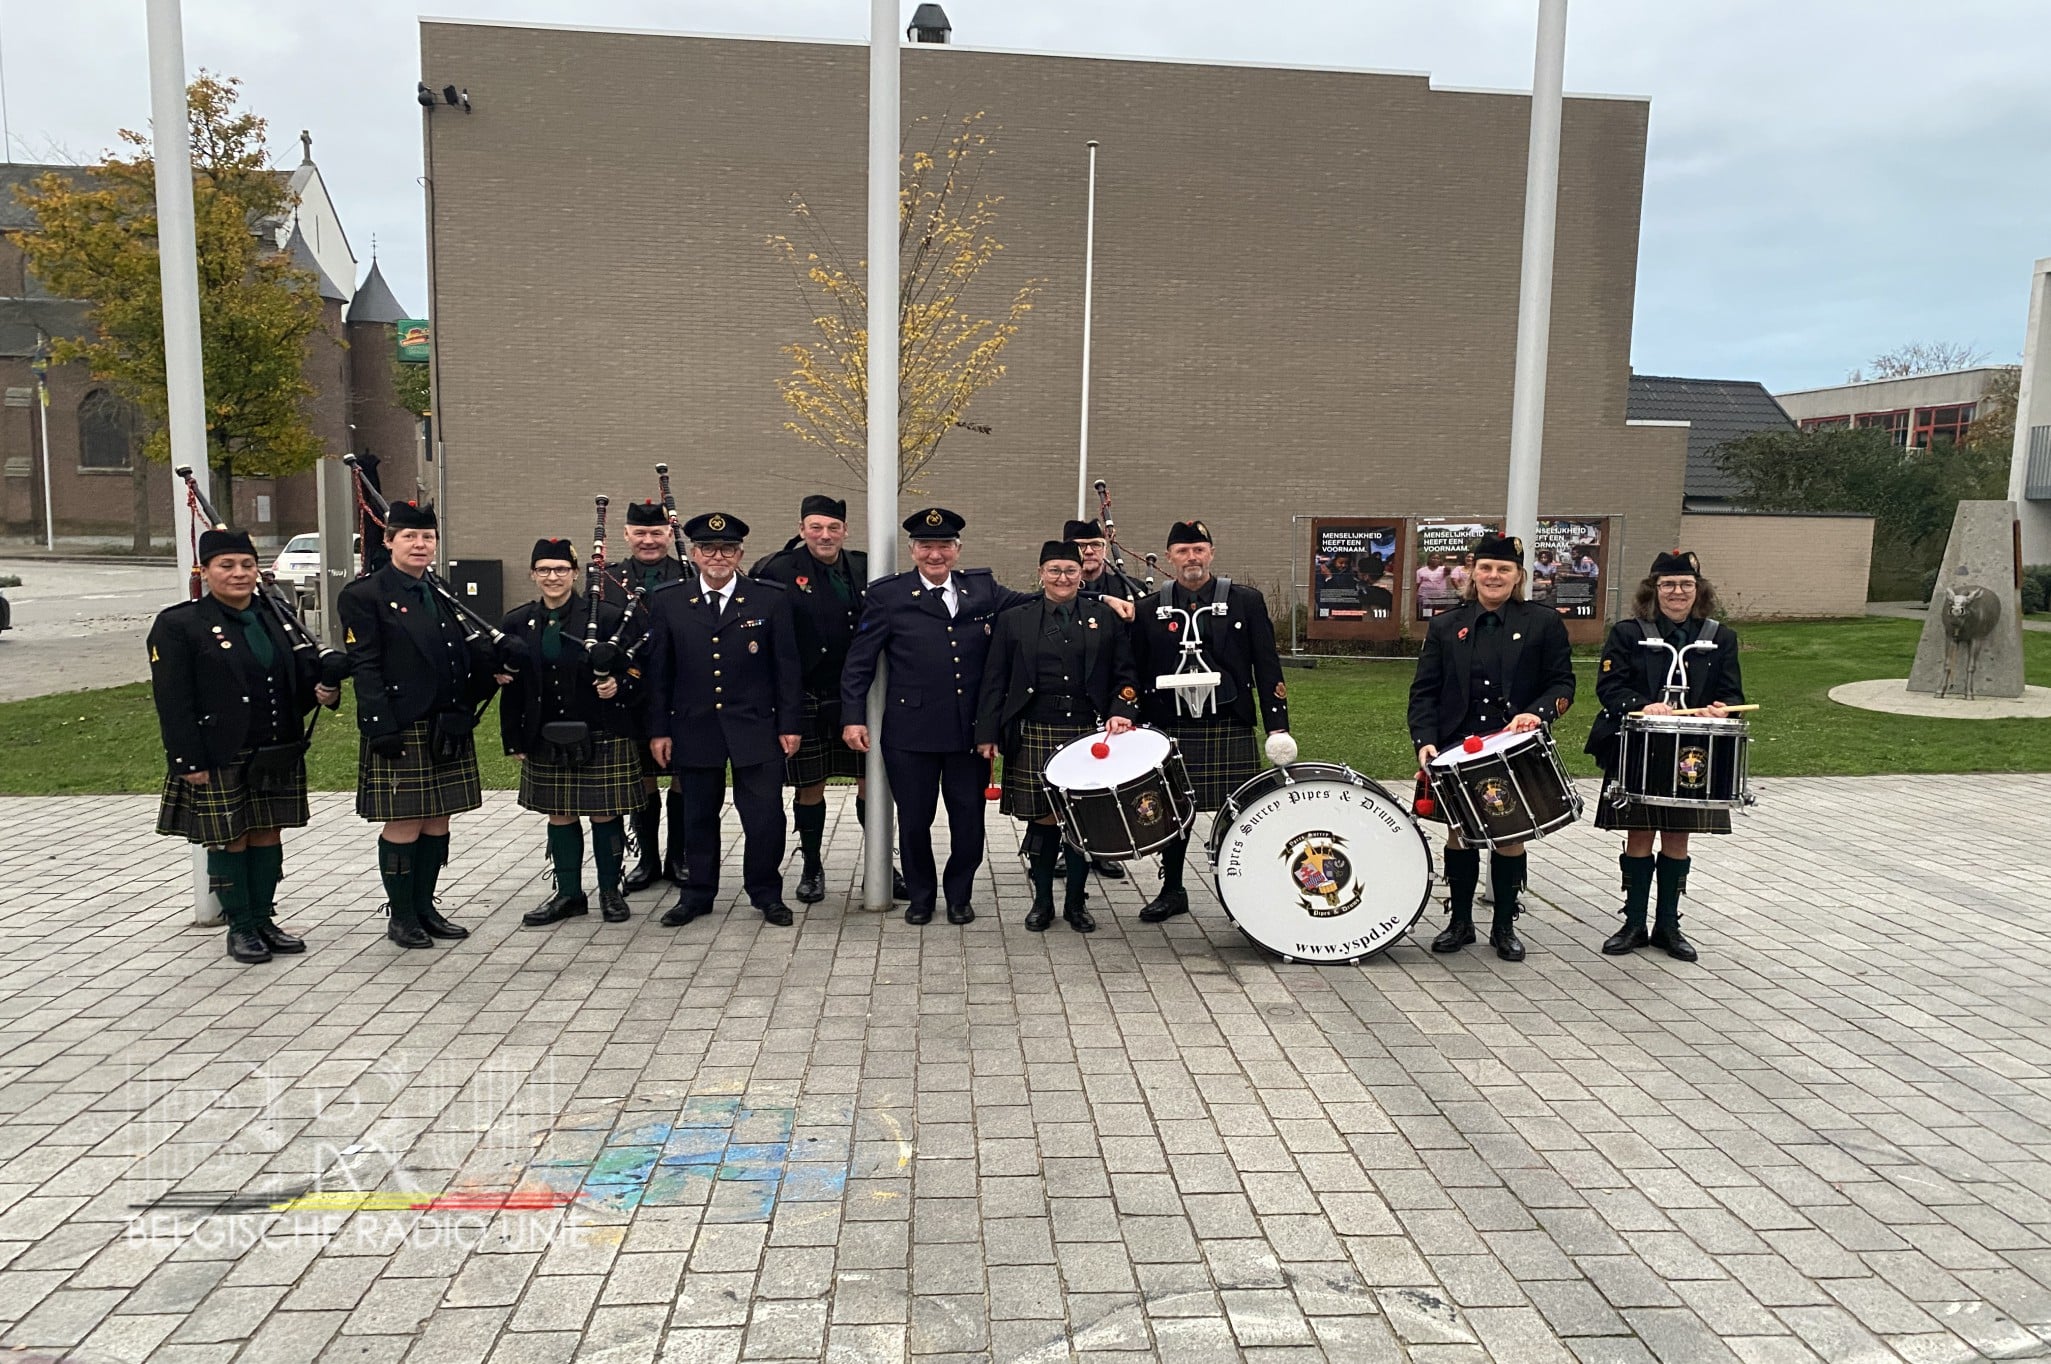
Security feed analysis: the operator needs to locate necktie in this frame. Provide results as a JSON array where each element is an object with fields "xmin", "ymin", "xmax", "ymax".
[
  {"xmin": 541, "ymin": 608, "xmax": 565, "ymax": 662},
  {"xmin": 408, "ymin": 577, "xmax": 441, "ymax": 622},
  {"xmin": 231, "ymin": 606, "xmax": 275, "ymax": 668}
]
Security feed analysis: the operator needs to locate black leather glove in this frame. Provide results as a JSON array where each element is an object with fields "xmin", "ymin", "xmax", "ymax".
[{"xmin": 368, "ymin": 732, "xmax": 406, "ymax": 760}]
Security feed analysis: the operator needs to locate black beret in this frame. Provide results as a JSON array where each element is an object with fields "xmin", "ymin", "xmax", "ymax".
[
  {"xmin": 1166, "ymin": 519, "xmax": 1213, "ymax": 547},
  {"xmin": 1650, "ymin": 549, "xmax": 1700, "ymax": 578},
  {"xmin": 624, "ymin": 500, "xmax": 669, "ymax": 527},
  {"xmin": 801, "ymin": 494, "xmax": 848, "ymax": 522},
  {"xmin": 386, "ymin": 500, "xmax": 437, "ymax": 531},
  {"xmin": 1472, "ymin": 532, "xmax": 1524, "ymax": 565},
  {"xmin": 531, "ymin": 538, "xmax": 576, "ymax": 567},
  {"xmin": 197, "ymin": 528, "xmax": 256, "ymax": 563},
  {"xmin": 903, "ymin": 507, "xmax": 966, "ymax": 539},
  {"xmin": 1064, "ymin": 519, "xmax": 1103, "ymax": 541},
  {"xmin": 1039, "ymin": 540, "xmax": 1083, "ymax": 566},
  {"xmin": 684, "ymin": 510, "xmax": 747, "ymax": 543}
]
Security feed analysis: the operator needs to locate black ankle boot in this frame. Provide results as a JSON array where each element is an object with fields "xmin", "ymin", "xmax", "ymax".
[
  {"xmin": 1651, "ymin": 854, "xmax": 1698, "ymax": 962},
  {"xmin": 1062, "ymin": 849, "xmax": 1095, "ymax": 933},
  {"xmin": 1024, "ymin": 825, "xmax": 1057, "ymax": 932},
  {"xmin": 1431, "ymin": 846, "xmax": 1480, "ymax": 953},
  {"xmin": 1604, "ymin": 854, "xmax": 1654, "ymax": 955},
  {"xmin": 624, "ymin": 794, "xmax": 662, "ymax": 893},
  {"xmin": 1489, "ymin": 851, "xmax": 1527, "ymax": 961},
  {"xmin": 794, "ymin": 799, "xmax": 827, "ymax": 903},
  {"xmin": 1140, "ymin": 835, "xmax": 1190, "ymax": 923},
  {"xmin": 379, "ymin": 840, "xmax": 431, "ymax": 949},
  {"xmin": 523, "ymin": 891, "xmax": 589, "ymax": 927}
]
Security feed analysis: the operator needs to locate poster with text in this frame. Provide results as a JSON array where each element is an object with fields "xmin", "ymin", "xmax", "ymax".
[
  {"xmin": 1531, "ymin": 517, "xmax": 1608, "ymax": 620},
  {"xmin": 1308, "ymin": 519, "xmax": 1402, "ymax": 641},
  {"xmin": 1412, "ymin": 519, "xmax": 1500, "ymax": 620}
]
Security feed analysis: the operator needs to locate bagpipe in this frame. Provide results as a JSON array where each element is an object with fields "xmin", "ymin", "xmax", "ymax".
[
  {"xmin": 1093, "ymin": 478, "xmax": 1156, "ymax": 597},
  {"xmin": 175, "ymin": 465, "xmax": 352, "ymax": 690}
]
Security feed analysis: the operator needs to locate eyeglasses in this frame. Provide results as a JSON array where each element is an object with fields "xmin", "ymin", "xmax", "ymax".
[
  {"xmin": 533, "ymin": 567, "xmax": 575, "ymax": 577},
  {"xmin": 1657, "ymin": 580, "xmax": 1696, "ymax": 592},
  {"xmin": 1041, "ymin": 567, "xmax": 1082, "ymax": 579},
  {"xmin": 694, "ymin": 545, "xmax": 743, "ymax": 558}
]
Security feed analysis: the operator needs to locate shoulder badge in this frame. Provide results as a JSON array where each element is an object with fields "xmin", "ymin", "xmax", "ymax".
[
  {"xmin": 1601, "ymin": 658, "xmax": 1612, "ymax": 672},
  {"xmin": 150, "ymin": 645, "xmax": 160, "ymax": 663},
  {"xmin": 345, "ymin": 628, "xmax": 357, "ymax": 644}
]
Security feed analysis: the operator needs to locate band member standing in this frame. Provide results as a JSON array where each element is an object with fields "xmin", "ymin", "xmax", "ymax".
[
  {"xmin": 341, "ymin": 501, "xmax": 500, "ymax": 949},
  {"xmin": 974, "ymin": 541, "xmax": 1141, "ymax": 932},
  {"xmin": 150, "ymin": 528, "xmax": 340, "ymax": 963},
  {"xmin": 1584, "ymin": 551, "xmax": 1742, "ymax": 962},
  {"xmin": 842, "ymin": 508, "xmax": 1033, "ymax": 926},
  {"xmin": 1129, "ymin": 520, "xmax": 1291, "ymax": 924},
  {"xmin": 1068, "ymin": 519, "xmax": 1134, "ymax": 604},
  {"xmin": 1407, "ymin": 533, "xmax": 1575, "ymax": 962},
  {"xmin": 499, "ymin": 539, "xmax": 645, "ymax": 928},
  {"xmin": 641, "ymin": 513, "xmax": 804, "ymax": 927},
  {"xmin": 751, "ymin": 494, "xmax": 904, "ymax": 903},
  {"xmin": 607, "ymin": 499, "xmax": 696, "ymax": 892}
]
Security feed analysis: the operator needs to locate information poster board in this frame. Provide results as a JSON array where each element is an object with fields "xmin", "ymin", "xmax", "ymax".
[
  {"xmin": 1307, "ymin": 519, "xmax": 1401, "ymax": 641},
  {"xmin": 1412, "ymin": 519, "xmax": 1499, "ymax": 621},
  {"xmin": 1533, "ymin": 516, "xmax": 1611, "ymax": 643}
]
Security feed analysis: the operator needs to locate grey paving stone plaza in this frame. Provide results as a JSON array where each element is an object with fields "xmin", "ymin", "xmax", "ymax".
[{"xmin": 1, "ymin": 778, "xmax": 2047, "ymax": 1363}]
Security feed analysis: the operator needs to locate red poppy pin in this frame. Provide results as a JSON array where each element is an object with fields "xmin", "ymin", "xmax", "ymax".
[
  {"xmin": 1458, "ymin": 627, "xmax": 1469, "ymax": 640},
  {"xmin": 795, "ymin": 576, "xmax": 811, "ymax": 591},
  {"xmin": 1168, "ymin": 621, "xmax": 1181, "ymax": 633}
]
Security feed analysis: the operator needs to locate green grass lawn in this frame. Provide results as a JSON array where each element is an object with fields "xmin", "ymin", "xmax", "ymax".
[{"xmin": 1, "ymin": 618, "xmax": 2046, "ymax": 795}]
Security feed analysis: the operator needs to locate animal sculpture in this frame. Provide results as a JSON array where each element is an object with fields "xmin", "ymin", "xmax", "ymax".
[{"xmin": 1936, "ymin": 584, "xmax": 2000, "ymax": 700}]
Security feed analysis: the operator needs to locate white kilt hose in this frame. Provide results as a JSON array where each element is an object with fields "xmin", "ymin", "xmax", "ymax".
[
  {"xmin": 517, "ymin": 733, "xmax": 645, "ymax": 817},
  {"xmin": 355, "ymin": 719, "xmax": 484, "ymax": 822}
]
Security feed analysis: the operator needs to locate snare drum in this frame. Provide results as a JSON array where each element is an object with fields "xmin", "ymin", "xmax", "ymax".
[
  {"xmin": 1207, "ymin": 764, "xmax": 1432, "ymax": 964},
  {"xmin": 1426, "ymin": 728, "xmax": 1582, "ymax": 848},
  {"xmin": 1618, "ymin": 714, "xmax": 1752, "ymax": 809},
  {"xmin": 1045, "ymin": 726, "xmax": 1197, "ymax": 860}
]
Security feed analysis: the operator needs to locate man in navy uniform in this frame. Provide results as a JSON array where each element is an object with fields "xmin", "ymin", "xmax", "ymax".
[
  {"xmin": 841, "ymin": 508, "xmax": 1034, "ymax": 926},
  {"xmin": 641, "ymin": 512, "xmax": 804, "ymax": 927},
  {"xmin": 608, "ymin": 500, "xmax": 695, "ymax": 893}
]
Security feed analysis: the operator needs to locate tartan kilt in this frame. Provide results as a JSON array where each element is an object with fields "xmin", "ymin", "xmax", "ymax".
[
  {"xmin": 354, "ymin": 719, "xmax": 483, "ymax": 822},
  {"xmin": 157, "ymin": 756, "xmax": 310, "ymax": 847},
  {"xmin": 518, "ymin": 733, "xmax": 645, "ymax": 817},
  {"xmin": 1000, "ymin": 716, "xmax": 1094, "ymax": 820},
  {"xmin": 785, "ymin": 692, "xmax": 863, "ymax": 788},
  {"xmin": 1161, "ymin": 721, "xmax": 1261, "ymax": 812},
  {"xmin": 1593, "ymin": 767, "xmax": 1731, "ymax": 835}
]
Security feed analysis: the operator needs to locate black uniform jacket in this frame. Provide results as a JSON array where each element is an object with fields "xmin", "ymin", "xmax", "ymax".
[
  {"xmin": 148, "ymin": 595, "xmax": 323, "ymax": 775},
  {"xmin": 841, "ymin": 567, "xmax": 1034, "ymax": 753},
  {"xmin": 1584, "ymin": 616, "xmax": 1744, "ymax": 767},
  {"xmin": 639, "ymin": 575, "xmax": 803, "ymax": 769},
  {"xmin": 603, "ymin": 553, "xmax": 694, "ymax": 609},
  {"xmin": 1407, "ymin": 597, "xmax": 1575, "ymax": 750},
  {"xmin": 1130, "ymin": 578, "xmax": 1290, "ymax": 732},
  {"xmin": 972, "ymin": 594, "xmax": 1143, "ymax": 754},
  {"xmin": 340, "ymin": 565, "xmax": 497, "ymax": 742},
  {"xmin": 497, "ymin": 595, "xmax": 641, "ymax": 755},
  {"xmin": 751, "ymin": 542, "xmax": 868, "ymax": 699}
]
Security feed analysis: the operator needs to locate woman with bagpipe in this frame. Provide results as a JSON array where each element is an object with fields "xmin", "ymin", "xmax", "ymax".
[
  {"xmin": 498, "ymin": 534, "xmax": 645, "ymax": 928},
  {"xmin": 1583, "ymin": 550, "xmax": 1743, "ymax": 963},
  {"xmin": 150, "ymin": 526, "xmax": 342, "ymax": 964}
]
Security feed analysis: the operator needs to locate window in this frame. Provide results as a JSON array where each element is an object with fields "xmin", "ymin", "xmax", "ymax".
[
  {"xmin": 1912, "ymin": 404, "xmax": 1976, "ymax": 448},
  {"xmin": 1799, "ymin": 415, "xmax": 1850, "ymax": 431},
  {"xmin": 1853, "ymin": 409, "xmax": 1911, "ymax": 446},
  {"xmin": 78, "ymin": 390, "xmax": 135, "ymax": 470}
]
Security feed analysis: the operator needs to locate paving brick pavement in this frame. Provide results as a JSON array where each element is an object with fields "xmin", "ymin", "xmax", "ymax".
[{"xmin": 0, "ymin": 776, "xmax": 2047, "ymax": 1363}]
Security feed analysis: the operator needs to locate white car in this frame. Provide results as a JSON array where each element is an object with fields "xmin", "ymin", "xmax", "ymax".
[{"xmin": 271, "ymin": 533, "xmax": 360, "ymax": 593}]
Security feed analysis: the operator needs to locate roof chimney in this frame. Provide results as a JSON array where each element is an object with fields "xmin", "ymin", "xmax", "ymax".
[{"xmin": 907, "ymin": 3, "xmax": 951, "ymax": 43}]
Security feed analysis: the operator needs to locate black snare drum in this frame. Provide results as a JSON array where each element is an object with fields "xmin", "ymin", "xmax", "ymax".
[
  {"xmin": 1617, "ymin": 714, "xmax": 1752, "ymax": 809},
  {"xmin": 1425, "ymin": 727, "xmax": 1581, "ymax": 848},
  {"xmin": 1045, "ymin": 726, "xmax": 1197, "ymax": 860}
]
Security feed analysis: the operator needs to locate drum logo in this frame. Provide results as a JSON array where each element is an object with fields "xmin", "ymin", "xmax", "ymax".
[
  {"xmin": 1131, "ymin": 792, "xmax": 1164, "ymax": 828},
  {"xmin": 1678, "ymin": 747, "xmax": 1708, "ymax": 789},
  {"xmin": 1473, "ymin": 777, "xmax": 1519, "ymax": 819},
  {"xmin": 1281, "ymin": 831, "xmax": 1359, "ymax": 918}
]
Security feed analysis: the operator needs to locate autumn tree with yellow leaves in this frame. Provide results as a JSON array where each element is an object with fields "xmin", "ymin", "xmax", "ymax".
[{"xmin": 769, "ymin": 112, "xmax": 1042, "ymax": 489}]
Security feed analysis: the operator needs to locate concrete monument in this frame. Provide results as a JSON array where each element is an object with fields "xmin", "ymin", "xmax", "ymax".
[{"xmin": 1908, "ymin": 500, "xmax": 2024, "ymax": 699}]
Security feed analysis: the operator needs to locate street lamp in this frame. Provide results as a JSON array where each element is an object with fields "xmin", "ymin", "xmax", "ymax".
[{"xmin": 28, "ymin": 334, "xmax": 52, "ymax": 551}]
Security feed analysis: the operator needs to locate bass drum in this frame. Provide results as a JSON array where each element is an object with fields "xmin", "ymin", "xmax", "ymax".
[{"xmin": 1207, "ymin": 764, "xmax": 1432, "ymax": 965}]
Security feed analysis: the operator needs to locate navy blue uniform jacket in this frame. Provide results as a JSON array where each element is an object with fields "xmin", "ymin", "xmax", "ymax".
[
  {"xmin": 639, "ymin": 575, "xmax": 803, "ymax": 769},
  {"xmin": 840, "ymin": 567, "xmax": 1032, "ymax": 753}
]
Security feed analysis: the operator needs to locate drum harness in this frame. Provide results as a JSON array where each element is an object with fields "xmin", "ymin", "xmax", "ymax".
[
  {"xmin": 1154, "ymin": 575, "xmax": 1232, "ymax": 719},
  {"xmin": 1637, "ymin": 619, "xmax": 1719, "ymax": 708}
]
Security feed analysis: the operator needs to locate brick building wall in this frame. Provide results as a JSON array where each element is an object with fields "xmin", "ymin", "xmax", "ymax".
[
  {"xmin": 1676, "ymin": 513, "xmax": 1875, "ymax": 620},
  {"xmin": 422, "ymin": 23, "xmax": 1687, "ymax": 610}
]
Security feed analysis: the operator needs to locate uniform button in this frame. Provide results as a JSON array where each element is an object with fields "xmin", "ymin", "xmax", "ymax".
[
  {"xmin": 716, "ymin": 703, "xmax": 723, "ymax": 710},
  {"xmin": 715, "ymin": 687, "xmax": 722, "ymax": 693}
]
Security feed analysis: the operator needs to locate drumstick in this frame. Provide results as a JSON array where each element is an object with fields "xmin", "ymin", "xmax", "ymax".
[{"xmin": 1627, "ymin": 703, "xmax": 1760, "ymax": 718}]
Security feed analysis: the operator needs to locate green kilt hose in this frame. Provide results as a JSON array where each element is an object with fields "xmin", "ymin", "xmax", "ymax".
[
  {"xmin": 157, "ymin": 757, "xmax": 311, "ymax": 847},
  {"xmin": 1161, "ymin": 720, "xmax": 1260, "ymax": 811},
  {"xmin": 518, "ymin": 732, "xmax": 645, "ymax": 817},
  {"xmin": 355, "ymin": 718, "xmax": 483, "ymax": 822},
  {"xmin": 1000, "ymin": 716, "xmax": 1092, "ymax": 820},
  {"xmin": 1593, "ymin": 771, "xmax": 1731, "ymax": 835},
  {"xmin": 785, "ymin": 692, "xmax": 862, "ymax": 787}
]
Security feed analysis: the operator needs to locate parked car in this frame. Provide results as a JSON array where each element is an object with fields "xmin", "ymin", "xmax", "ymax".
[{"xmin": 271, "ymin": 533, "xmax": 359, "ymax": 594}]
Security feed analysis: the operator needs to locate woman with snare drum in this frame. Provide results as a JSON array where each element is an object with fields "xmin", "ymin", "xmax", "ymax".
[
  {"xmin": 1584, "ymin": 550, "xmax": 1743, "ymax": 963},
  {"xmin": 1407, "ymin": 533, "xmax": 1575, "ymax": 961}
]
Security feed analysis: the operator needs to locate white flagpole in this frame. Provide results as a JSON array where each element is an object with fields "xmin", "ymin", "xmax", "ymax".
[
  {"xmin": 1503, "ymin": 0, "xmax": 1568, "ymax": 553},
  {"xmin": 1076, "ymin": 139, "xmax": 1099, "ymax": 521},
  {"xmin": 862, "ymin": 0, "xmax": 900, "ymax": 912}
]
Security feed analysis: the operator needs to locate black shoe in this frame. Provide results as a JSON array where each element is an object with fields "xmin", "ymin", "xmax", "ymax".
[
  {"xmin": 256, "ymin": 922, "xmax": 305, "ymax": 953},
  {"xmin": 795, "ymin": 867, "xmax": 825, "ymax": 904},
  {"xmin": 1650, "ymin": 923, "xmax": 1698, "ymax": 962},
  {"xmin": 601, "ymin": 891, "xmax": 631, "ymax": 923},
  {"xmin": 523, "ymin": 892, "xmax": 589, "ymax": 927},
  {"xmin": 946, "ymin": 903, "xmax": 975, "ymax": 925},
  {"xmin": 905, "ymin": 904, "xmax": 933, "ymax": 925},
  {"xmin": 1137, "ymin": 888, "xmax": 1189, "ymax": 924},
  {"xmin": 1091, "ymin": 857, "xmax": 1126, "ymax": 881},
  {"xmin": 1491, "ymin": 927, "xmax": 1525, "ymax": 962},
  {"xmin": 661, "ymin": 899, "xmax": 712, "ymax": 928},
  {"xmin": 892, "ymin": 868, "xmax": 910, "ymax": 901},
  {"xmin": 759, "ymin": 902, "xmax": 794, "ymax": 927},
  {"xmin": 386, "ymin": 916, "xmax": 432, "ymax": 950},
  {"xmin": 418, "ymin": 902, "xmax": 470, "ymax": 940},
  {"xmin": 1430, "ymin": 920, "xmax": 1475, "ymax": 954},
  {"xmin": 623, "ymin": 856, "xmax": 660, "ymax": 894},
  {"xmin": 1024, "ymin": 899, "xmax": 1055, "ymax": 932},
  {"xmin": 1602, "ymin": 923, "xmax": 1649, "ymax": 956},
  {"xmin": 1065, "ymin": 906, "xmax": 1097, "ymax": 934},
  {"xmin": 227, "ymin": 928, "xmax": 272, "ymax": 964}
]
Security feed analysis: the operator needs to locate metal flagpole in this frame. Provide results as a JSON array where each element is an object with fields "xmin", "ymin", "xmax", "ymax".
[
  {"xmin": 146, "ymin": 0, "xmax": 221, "ymax": 927},
  {"xmin": 862, "ymin": 0, "xmax": 900, "ymax": 912},
  {"xmin": 1503, "ymin": 0, "xmax": 1568, "ymax": 554},
  {"xmin": 1076, "ymin": 139, "xmax": 1099, "ymax": 521},
  {"xmin": 30, "ymin": 338, "xmax": 53, "ymax": 550}
]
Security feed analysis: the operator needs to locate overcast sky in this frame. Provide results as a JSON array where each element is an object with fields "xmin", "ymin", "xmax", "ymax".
[{"xmin": 2, "ymin": 0, "xmax": 2045, "ymax": 391}]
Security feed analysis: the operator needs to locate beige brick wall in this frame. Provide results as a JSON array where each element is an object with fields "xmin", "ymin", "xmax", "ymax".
[
  {"xmin": 421, "ymin": 23, "xmax": 1687, "ymax": 611},
  {"xmin": 1676, "ymin": 513, "xmax": 1875, "ymax": 620}
]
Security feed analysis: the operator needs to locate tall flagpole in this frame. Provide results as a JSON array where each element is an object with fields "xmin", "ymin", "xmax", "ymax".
[
  {"xmin": 1503, "ymin": 0, "xmax": 1568, "ymax": 554},
  {"xmin": 1076, "ymin": 139, "xmax": 1099, "ymax": 520},
  {"xmin": 147, "ymin": 0, "xmax": 221, "ymax": 926},
  {"xmin": 862, "ymin": 0, "xmax": 900, "ymax": 912}
]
